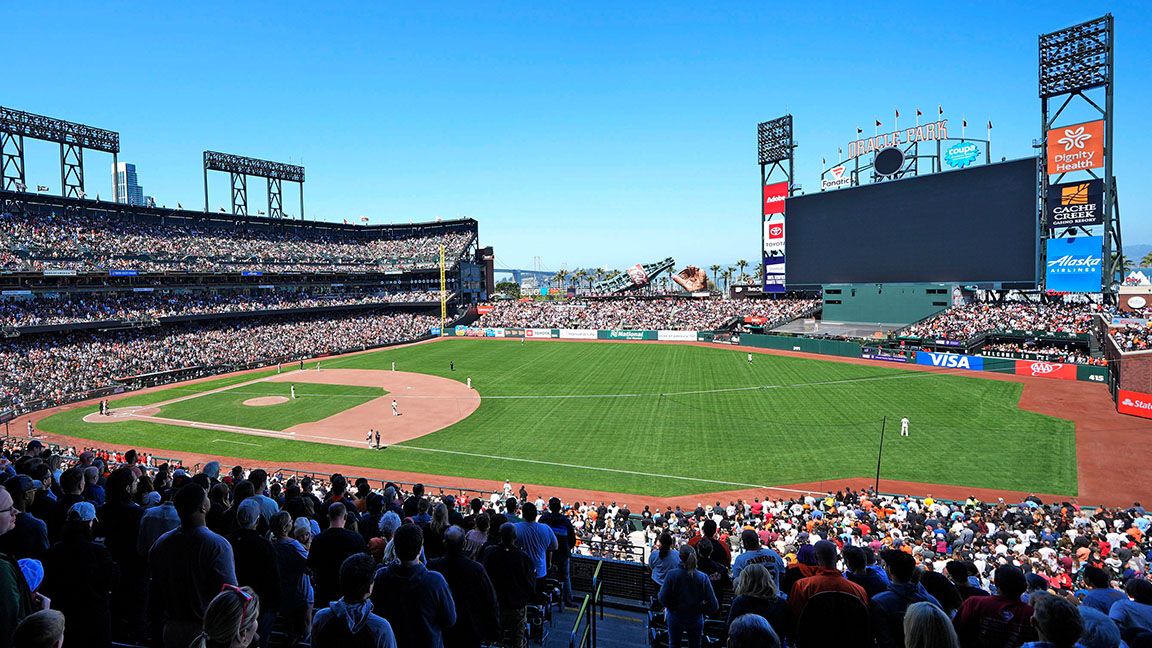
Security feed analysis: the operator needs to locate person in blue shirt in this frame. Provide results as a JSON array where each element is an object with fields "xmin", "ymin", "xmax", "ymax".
[
  {"xmin": 1079, "ymin": 566, "xmax": 1126, "ymax": 614},
  {"xmin": 649, "ymin": 532, "xmax": 681, "ymax": 589},
  {"xmin": 513, "ymin": 502, "xmax": 557, "ymax": 588},
  {"xmin": 658, "ymin": 546, "xmax": 718, "ymax": 648},
  {"xmin": 1020, "ymin": 592, "xmax": 1082, "ymax": 648},
  {"xmin": 731, "ymin": 529, "xmax": 785, "ymax": 587},
  {"xmin": 1109, "ymin": 578, "xmax": 1152, "ymax": 645}
]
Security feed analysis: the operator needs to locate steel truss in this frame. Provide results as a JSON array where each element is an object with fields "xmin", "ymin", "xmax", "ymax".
[
  {"xmin": 203, "ymin": 151, "xmax": 305, "ymax": 218},
  {"xmin": 0, "ymin": 106, "xmax": 119, "ymax": 201},
  {"xmin": 1039, "ymin": 14, "xmax": 1118, "ymax": 294},
  {"xmin": 758, "ymin": 115, "xmax": 795, "ymax": 293}
]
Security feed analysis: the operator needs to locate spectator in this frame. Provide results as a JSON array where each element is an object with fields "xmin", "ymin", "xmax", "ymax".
[
  {"xmin": 421, "ymin": 501, "xmax": 451, "ymax": 561},
  {"xmin": 97, "ymin": 466, "xmax": 146, "ymax": 642},
  {"xmin": 726, "ymin": 563, "xmax": 792, "ymax": 644},
  {"xmin": 789, "ymin": 540, "xmax": 868, "ymax": 618},
  {"xmin": 228, "ymin": 499, "xmax": 281, "ymax": 648},
  {"xmin": 0, "ymin": 485, "xmax": 36, "ymax": 648},
  {"xmin": 694, "ymin": 539, "xmax": 732, "ymax": 600},
  {"xmin": 0, "ymin": 475, "xmax": 48, "ymax": 559},
  {"xmin": 309, "ymin": 502, "xmax": 367, "ymax": 607},
  {"xmin": 311, "ymin": 553, "xmax": 396, "ymax": 648},
  {"xmin": 191, "ymin": 585, "xmax": 261, "ymax": 648},
  {"xmin": 726, "ymin": 613, "xmax": 781, "ymax": 648},
  {"xmin": 844, "ymin": 545, "xmax": 888, "ymax": 599},
  {"xmin": 945, "ymin": 560, "xmax": 989, "ymax": 601},
  {"xmin": 46, "ymin": 467, "xmax": 83, "ymax": 541},
  {"xmin": 482, "ymin": 523, "xmax": 536, "ymax": 648},
  {"xmin": 539, "ymin": 496, "xmax": 577, "ymax": 607},
  {"xmin": 81, "ymin": 466, "xmax": 104, "ymax": 506},
  {"xmin": 1109, "ymin": 577, "xmax": 1152, "ymax": 644},
  {"xmin": 246, "ymin": 469, "xmax": 279, "ymax": 522},
  {"xmin": 1024, "ymin": 592, "xmax": 1083, "ymax": 648},
  {"xmin": 1080, "ymin": 566, "xmax": 1125, "ymax": 614},
  {"xmin": 137, "ymin": 486, "xmax": 180, "ymax": 555},
  {"xmin": 903, "ymin": 601, "xmax": 960, "ymax": 648},
  {"xmin": 149, "ymin": 483, "xmax": 238, "ymax": 648},
  {"xmin": 11, "ymin": 609, "xmax": 65, "ymax": 648},
  {"xmin": 39, "ymin": 501, "xmax": 118, "ymax": 648},
  {"xmin": 953, "ymin": 564, "xmax": 1035, "ymax": 648},
  {"xmin": 688, "ymin": 518, "xmax": 732, "ymax": 566},
  {"xmin": 371, "ymin": 523, "xmax": 456, "ymax": 648},
  {"xmin": 514, "ymin": 501, "xmax": 558, "ymax": 588},
  {"xmin": 649, "ymin": 532, "xmax": 681, "ymax": 588},
  {"xmin": 1077, "ymin": 606, "xmax": 1123, "ymax": 648},
  {"xmin": 731, "ymin": 529, "xmax": 785, "ymax": 586},
  {"xmin": 428, "ymin": 525, "xmax": 500, "ymax": 647},
  {"xmin": 658, "ymin": 545, "xmax": 719, "ymax": 648},
  {"xmin": 271, "ymin": 511, "xmax": 313, "ymax": 644},
  {"xmin": 870, "ymin": 549, "xmax": 942, "ymax": 648}
]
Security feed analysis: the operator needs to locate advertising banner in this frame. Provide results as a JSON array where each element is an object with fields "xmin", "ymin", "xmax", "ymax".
[
  {"xmin": 763, "ymin": 181, "xmax": 788, "ymax": 294},
  {"xmin": 915, "ymin": 351, "xmax": 984, "ymax": 370},
  {"xmin": 524, "ymin": 328, "xmax": 557, "ymax": 338},
  {"xmin": 1047, "ymin": 120, "xmax": 1104, "ymax": 175},
  {"xmin": 1076, "ymin": 364, "xmax": 1109, "ymax": 384},
  {"xmin": 762, "ymin": 181, "xmax": 788, "ymax": 216},
  {"xmin": 1047, "ymin": 179, "xmax": 1104, "ymax": 228},
  {"xmin": 820, "ymin": 165, "xmax": 853, "ymax": 191},
  {"xmin": 943, "ymin": 141, "xmax": 981, "ymax": 169},
  {"xmin": 429, "ymin": 327, "xmax": 442, "ymax": 336},
  {"xmin": 1118, "ymin": 389, "xmax": 1152, "ymax": 419},
  {"xmin": 657, "ymin": 330, "xmax": 698, "ymax": 342},
  {"xmin": 483, "ymin": 328, "xmax": 505, "ymax": 338},
  {"xmin": 763, "ymin": 219, "xmax": 785, "ymax": 253},
  {"xmin": 476, "ymin": 304, "xmax": 494, "ymax": 314},
  {"xmin": 763, "ymin": 255, "xmax": 786, "ymax": 294},
  {"xmin": 599, "ymin": 330, "xmax": 656, "ymax": 341},
  {"xmin": 1014, "ymin": 359, "xmax": 1076, "ymax": 380},
  {"xmin": 503, "ymin": 327, "xmax": 525, "ymax": 337},
  {"xmin": 1045, "ymin": 236, "xmax": 1103, "ymax": 293},
  {"xmin": 109, "ymin": 269, "xmax": 139, "ymax": 277},
  {"xmin": 861, "ymin": 348, "xmax": 910, "ymax": 363},
  {"xmin": 559, "ymin": 329, "xmax": 597, "ymax": 340},
  {"xmin": 42, "ymin": 269, "xmax": 77, "ymax": 276}
]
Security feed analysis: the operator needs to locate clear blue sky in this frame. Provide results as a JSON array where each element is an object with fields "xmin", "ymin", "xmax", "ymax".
[{"xmin": 8, "ymin": 2, "xmax": 1149, "ymax": 271}]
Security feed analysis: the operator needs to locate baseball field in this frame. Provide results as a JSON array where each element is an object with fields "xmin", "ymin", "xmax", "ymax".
[{"xmin": 35, "ymin": 338, "xmax": 1078, "ymax": 497}]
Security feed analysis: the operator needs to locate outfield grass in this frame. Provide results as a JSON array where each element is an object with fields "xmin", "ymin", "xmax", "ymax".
[
  {"xmin": 37, "ymin": 339, "xmax": 1077, "ymax": 496},
  {"xmin": 155, "ymin": 382, "xmax": 386, "ymax": 431}
]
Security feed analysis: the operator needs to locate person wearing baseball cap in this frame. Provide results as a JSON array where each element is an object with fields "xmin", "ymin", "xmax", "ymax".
[
  {"xmin": 953, "ymin": 564, "xmax": 1035, "ymax": 647},
  {"xmin": 0, "ymin": 475, "xmax": 48, "ymax": 560},
  {"xmin": 870, "ymin": 550, "xmax": 942, "ymax": 647},
  {"xmin": 40, "ymin": 500, "xmax": 117, "ymax": 648}
]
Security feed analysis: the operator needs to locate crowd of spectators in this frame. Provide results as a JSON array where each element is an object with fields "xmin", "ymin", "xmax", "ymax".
[
  {"xmin": 902, "ymin": 302, "xmax": 1100, "ymax": 341},
  {"xmin": 0, "ymin": 311, "xmax": 441, "ymax": 411},
  {"xmin": 0, "ymin": 209, "xmax": 473, "ymax": 274},
  {"xmin": 476, "ymin": 298, "xmax": 819, "ymax": 331},
  {"xmin": 0, "ymin": 443, "xmax": 1149, "ymax": 647},
  {"xmin": 1110, "ymin": 322, "xmax": 1152, "ymax": 353},
  {"xmin": 0, "ymin": 289, "xmax": 444, "ymax": 329},
  {"xmin": 977, "ymin": 342, "xmax": 1107, "ymax": 366}
]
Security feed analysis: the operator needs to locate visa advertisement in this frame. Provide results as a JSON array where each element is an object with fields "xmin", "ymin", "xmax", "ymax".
[
  {"xmin": 1045, "ymin": 236, "xmax": 1103, "ymax": 293},
  {"xmin": 915, "ymin": 351, "xmax": 984, "ymax": 371}
]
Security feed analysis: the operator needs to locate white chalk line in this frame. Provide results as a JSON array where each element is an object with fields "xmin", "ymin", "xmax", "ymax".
[
  {"xmin": 211, "ymin": 439, "xmax": 262, "ymax": 447},
  {"xmin": 387, "ymin": 444, "xmax": 819, "ymax": 495}
]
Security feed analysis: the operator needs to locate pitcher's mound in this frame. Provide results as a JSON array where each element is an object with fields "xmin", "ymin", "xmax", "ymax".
[{"xmin": 244, "ymin": 396, "xmax": 290, "ymax": 407}]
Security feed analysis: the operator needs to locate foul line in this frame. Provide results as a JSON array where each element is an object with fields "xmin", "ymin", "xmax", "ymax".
[
  {"xmin": 388, "ymin": 444, "xmax": 819, "ymax": 496},
  {"xmin": 211, "ymin": 438, "xmax": 262, "ymax": 447}
]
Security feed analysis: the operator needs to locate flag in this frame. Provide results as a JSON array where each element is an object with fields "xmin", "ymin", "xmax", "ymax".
[
  {"xmin": 987, "ymin": 120, "xmax": 993, "ymax": 129},
  {"xmin": 856, "ymin": 127, "xmax": 863, "ymax": 135},
  {"xmin": 360, "ymin": 216, "xmax": 369, "ymax": 223},
  {"xmin": 177, "ymin": 203, "xmax": 182, "ymax": 209},
  {"xmin": 822, "ymin": 157, "xmax": 826, "ymax": 166},
  {"xmin": 875, "ymin": 119, "xmax": 882, "ymax": 127},
  {"xmin": 916, "ymin": 108, "xmax": 923, "ymax": 117},
  {"xmin": 962, "ymin": 119, "xmax": 967, "ymax": 128},
  {"xmin": 895, "ymin": 108, "xmax": 900, "ymax": 119},
  {"xmin": 837, "ymin": 147, "xmax": 842, "ymax": 157},
  {"xmin": 938, "ymin": 105, "xmax": 943, "ymax": 116}
]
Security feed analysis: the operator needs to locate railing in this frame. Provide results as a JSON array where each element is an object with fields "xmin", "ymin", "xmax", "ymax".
[{"xmin": 569, "ymin": 560, "xmax": 604, "ymax": 648}]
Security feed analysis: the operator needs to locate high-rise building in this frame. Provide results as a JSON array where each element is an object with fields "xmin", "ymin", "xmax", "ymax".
[{"xmin": 113, "ymin": 162, "xmax": 146, "ymax": 206}]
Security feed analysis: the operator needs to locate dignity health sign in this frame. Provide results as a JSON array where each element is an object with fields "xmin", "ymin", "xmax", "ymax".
[{"xmin": 1045, "ymin": 236, "xmax": 1103, "ymax": 293}]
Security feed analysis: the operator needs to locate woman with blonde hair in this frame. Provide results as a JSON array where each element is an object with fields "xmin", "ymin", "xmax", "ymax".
[
  {"xmin": 422, "ymin": 502, "xmax": 451, "ymax": 560},
  {"xmin": 726, "ymin": 563, "xmax": 792, "ymax": 644},
  {"xmin": 903, "ymin": 601, "xmax": 959, "ymax": 648},
  {"xmin": 191, "ymin": 585, "xmax": 261, "ymax": 648}
]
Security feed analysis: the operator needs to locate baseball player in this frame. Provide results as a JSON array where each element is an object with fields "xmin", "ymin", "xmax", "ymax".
[
  {"xmin": 375, "ymin": 429, "xmax": 381, "ymax": 449},
  {"xmin": 366, "ymin": 430, "xmax": 373, "ymax": 448},
  {"xmin": 291, "ymin": 385, "xmax": 296, "ymax": 400},
  {"xmin": 747, "ymin": 353, "xmax": 753, "ymax": 364},
  {"xmin": 900, "ymin": 417, "xmax": 910, "ymax": 437},
  {"xmin": 392, "ymin": 400, "xmax": 399, "ymax": 416}
]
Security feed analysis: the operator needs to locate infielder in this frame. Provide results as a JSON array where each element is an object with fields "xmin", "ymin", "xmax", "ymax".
[
  {"xmin": 291, "ymin": 385, "xmax": 297, "ymax": 400},
  {"xmin": 392, "ymin": 400, "xmax": 400, "ymax": 416},
  {"xmin": 900, "ymin": 416, "xmax": 909, "ymax": 437},
  {"xmin": 747, "ymin": 353, "xmax": 753, "ymax": 364},
  {"xmin": 366, "ymin": 431, "xmax": 373, "ymax": 448}
]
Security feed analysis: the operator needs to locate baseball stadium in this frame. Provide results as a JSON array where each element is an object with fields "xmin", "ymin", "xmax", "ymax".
[{"xmin": 0, "ymin": 7, "xmax": 1149, "ymax": 648}]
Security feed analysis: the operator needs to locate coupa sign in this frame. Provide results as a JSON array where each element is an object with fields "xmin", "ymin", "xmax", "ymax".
[
  {"xmin": 915, "ymin": 351, "xmax": 983, "ymax": 371},
  {"xmin": 943, "ymin": 142, "xmax": 980, "ymax": 168}
]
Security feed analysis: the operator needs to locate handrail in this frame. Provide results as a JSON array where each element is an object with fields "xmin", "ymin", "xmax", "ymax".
[{"xmin": 569, "ymin": 560, "xmax": 604, "ymax": 648}]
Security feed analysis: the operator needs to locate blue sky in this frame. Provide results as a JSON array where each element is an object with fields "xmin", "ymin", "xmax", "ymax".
[{"xmin": 7, "ymin": 2, "xmax": 1149, "ymax": 271}]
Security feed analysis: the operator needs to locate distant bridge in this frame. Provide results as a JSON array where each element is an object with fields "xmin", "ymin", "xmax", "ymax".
[{"xmin": 493, "ymin": 268, "xmax": 556, "ymax": 284}]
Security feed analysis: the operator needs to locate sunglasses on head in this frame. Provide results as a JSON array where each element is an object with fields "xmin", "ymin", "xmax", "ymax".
[{"xmin": 221, "ymin": 584, "xmax": 254, "ymax": 622}]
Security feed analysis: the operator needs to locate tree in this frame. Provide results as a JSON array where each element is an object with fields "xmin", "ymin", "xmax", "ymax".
[
  {"xmin": 553, "ymin": 270, "xmax": 567, "ymax": 294},
  {"xmin": 710, "ymin": 264, "xmax": 721, "ymax": 289},
  {"xmin": 493, "ymin": 280, "xmax": 520, "ymax": 299},
  {"xmin": 736, "ymin": 259, "xmax": 748, "ymax": 284},
  {"xmin": 721, "ymin": 268, "xmax": 733, "ymax": 293},
  {"xmin": 1140, "ymin": 252, "xmax": 1152, "ymax": 268}
]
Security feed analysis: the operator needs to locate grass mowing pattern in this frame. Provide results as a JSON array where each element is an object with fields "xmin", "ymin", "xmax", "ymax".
[
  {"xmin": 38, "ymin": 339, "xmax": 1077, "ymax": 496},
  {"xmin": 156, "ymin": 382, "xmax": 386, "ymax": 431}
]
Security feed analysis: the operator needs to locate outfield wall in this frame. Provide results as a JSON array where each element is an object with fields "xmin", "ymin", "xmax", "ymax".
[{"xmin": 443, "ymin": 326, "xmax": 1110, "ymax": 385}]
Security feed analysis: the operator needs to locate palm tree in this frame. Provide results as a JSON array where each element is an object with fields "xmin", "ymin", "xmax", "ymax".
[
  {"xmin": 721, "ymin": 268, "xmax": 733, "ymax": 292},
  {"xmin": 553, "ymin": 270, "xmax": 567, "ymax": 293},
  {"xmin": 1141, "ymin": 252, "xmax": 1152, "ymax": 268},
  {"xmin": 736, "ymin": 259, "xmax": 748, "ymax": 284},
  {"xmin": 709, "ymin": 264, "xmax": 721, "ymax": 290}
]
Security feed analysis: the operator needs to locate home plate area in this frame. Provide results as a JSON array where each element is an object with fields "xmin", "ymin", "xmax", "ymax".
[{"xmin": 86, "ymin": 369, "xmax": 481, "ymax": 447}]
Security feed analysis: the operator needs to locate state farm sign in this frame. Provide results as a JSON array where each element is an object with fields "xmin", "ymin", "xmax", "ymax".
[{"xmin": 1118, "ymin": 389, "xmax": 1152, "ymax": 419}]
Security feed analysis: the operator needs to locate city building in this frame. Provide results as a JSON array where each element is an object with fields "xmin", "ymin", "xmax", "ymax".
[{"xmin": 113, "ymin": 162, "xmax": 146, "ymax": 206}]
